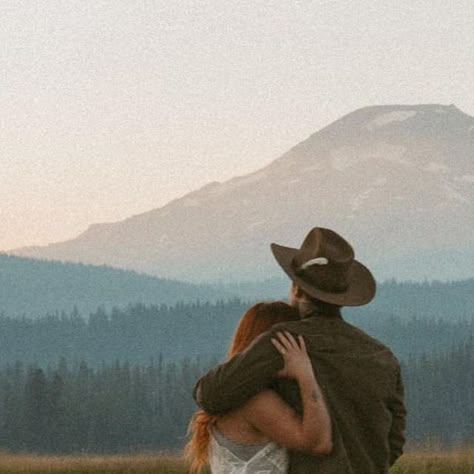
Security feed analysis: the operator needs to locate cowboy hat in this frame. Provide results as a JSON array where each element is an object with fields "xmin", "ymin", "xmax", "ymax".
[{"xmin": 271, "ymin": 227, "xmax": 376, "ymax": 306}]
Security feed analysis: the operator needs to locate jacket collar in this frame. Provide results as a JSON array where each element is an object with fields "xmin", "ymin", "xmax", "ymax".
[{"xmin": 303, "ymin": 308, "xmax": 343, "ymax": 320}]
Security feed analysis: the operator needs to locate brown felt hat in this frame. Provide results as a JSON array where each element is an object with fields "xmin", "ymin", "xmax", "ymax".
[{"xmin": 271, "ymin": 227, "xmax": 376, "ymax": 306}]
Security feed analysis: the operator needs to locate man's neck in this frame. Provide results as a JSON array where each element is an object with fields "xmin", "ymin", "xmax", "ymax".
[
  {"xmin": 297, "ymin": 300, "xmax": 342, "ymax": 319},
  {"xmin": 304, "ymin": 308, "xmax": 342, "ymax": 319}
]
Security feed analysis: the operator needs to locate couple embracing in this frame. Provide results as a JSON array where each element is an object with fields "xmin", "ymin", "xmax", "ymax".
[{"xmin": 186, "ymin": 227, "xmax": 406, "ymax": 473}]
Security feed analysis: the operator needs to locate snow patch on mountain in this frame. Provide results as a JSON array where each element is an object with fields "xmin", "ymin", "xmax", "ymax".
[
  {"xmin": 380, "ymin": 144, "xmax": 410, "ymax": 165},
  {"xmin": 350, "ymin": 189, "xmax": 374, "ymax": 213},
  {"xmin": 349, "ymin": 176, "xmax": 388, "ymax": 213},
  {"xmin": 247, "ymin": 220, "xmax": 266, "ymax": 230},
  {"xmin": 366, "ymin": 111, "xmax": 417, "ymax": 131},
  {"xmin": 330, "ymin": 146, "xmax": 372, "ymax": 171}
]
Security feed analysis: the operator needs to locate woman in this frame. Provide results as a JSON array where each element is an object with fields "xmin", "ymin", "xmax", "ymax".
[{"xmin": 185, "ymin": 301, "xmax": 332, "ymax": 473}]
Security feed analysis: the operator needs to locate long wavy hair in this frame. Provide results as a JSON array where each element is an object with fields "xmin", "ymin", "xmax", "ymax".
[{"xmin": 185, "ymin": 301, "xmax": 300, "ymax": 473}]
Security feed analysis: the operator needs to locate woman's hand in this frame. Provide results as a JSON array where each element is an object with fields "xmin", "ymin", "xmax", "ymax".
[{"xmin": 271, "ymin": 331, "xmax": 314, "ymax": 381}]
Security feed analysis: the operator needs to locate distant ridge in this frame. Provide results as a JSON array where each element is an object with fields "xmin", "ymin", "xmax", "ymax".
[
  {"xmin": 8, "ymin": 104, "xmax": 474, "ymax": 282},
  {"xmin": 0, "ymin": 254, "xmax": 229, "ymax": 318}
]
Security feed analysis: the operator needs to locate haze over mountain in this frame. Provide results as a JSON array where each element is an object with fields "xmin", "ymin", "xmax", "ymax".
[{"xmin": 8, "ymin": 104, "xmax": 474, "ymax": 282}]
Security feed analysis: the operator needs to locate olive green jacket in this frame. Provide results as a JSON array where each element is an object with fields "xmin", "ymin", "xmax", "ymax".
[{"xmin": 193, "ymin": 313, "xmax": 406, "ymax": 473}]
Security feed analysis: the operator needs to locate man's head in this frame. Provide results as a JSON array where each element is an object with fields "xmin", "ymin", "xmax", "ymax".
[
  {"xmin": 288, "ymin": 281, "xmax": 341, "ymax": 318},
  {"xmin": 271, "ymin": 227, "xmax": 376, "ymax": 308}
]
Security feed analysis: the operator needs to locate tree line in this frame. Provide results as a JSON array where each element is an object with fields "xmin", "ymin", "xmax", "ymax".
[
  {"xmin": 0, "ymin": 339, "xmax": 472, "ymax": 454},
  {"xmin": 0, "ymin": 300, "xmax": 472, "ymax": 367},
  {"xmin": 2, "ymin": 253, "xmax": 473, "ymax": 323},
  {"xmin": 224, "ymin": 277, "xmax": 474, "ymax": 323},
  {"xmin": 0, "ymin": 356, "xmax": 215, "ymax": 453}
]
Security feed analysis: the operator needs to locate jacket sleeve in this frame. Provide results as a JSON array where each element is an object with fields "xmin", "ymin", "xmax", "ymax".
[
  {"xmin": 193, "ymin": 326, "xmax": 284, "ymax": 415},
  {"xmin": 387, "ymin": 365, "xmax": 406, "ymax": 466}
]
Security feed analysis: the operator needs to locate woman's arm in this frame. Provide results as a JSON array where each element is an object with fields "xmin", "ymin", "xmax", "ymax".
[
  {"xmin": 193, "ymin": 328, "xmax": 283, "ymax": 414},
  {"xmin": 242, "ymin": 332, "xmax": 332, "ymax": 456}
]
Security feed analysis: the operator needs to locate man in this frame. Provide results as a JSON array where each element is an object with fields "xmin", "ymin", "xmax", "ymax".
[{"xmin": 193, "ymin": 227, "xmax": 406, "ymax": 473}]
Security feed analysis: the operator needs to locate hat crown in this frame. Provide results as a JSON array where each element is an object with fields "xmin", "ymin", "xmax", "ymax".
[
  {"xmin": 293, "ymin": 228, "xmax": 354, "ymax": 269},
  {"xmin": 291, "ymin": 228, "xmax": 355, "ymax": 294}
]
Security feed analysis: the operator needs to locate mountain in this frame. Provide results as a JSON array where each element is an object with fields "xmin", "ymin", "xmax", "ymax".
[
  {"xmin": 0, "ymin": 254, "xmax": 229, "ymax": 318},
  {"xmin": 7, "ymin": 104, "xmax": 474, "ymax": 282}
]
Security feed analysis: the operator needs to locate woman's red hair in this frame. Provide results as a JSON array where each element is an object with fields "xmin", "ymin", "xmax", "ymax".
[{"xmin": 185, "ymin": 301, "xmax": 299, "ymax": 473}]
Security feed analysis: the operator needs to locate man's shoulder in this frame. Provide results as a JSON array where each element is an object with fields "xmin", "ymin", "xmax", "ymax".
[
  {"xmin": 343, "ymin": 321, "xmax": 403, "ymax": 374},
  {"xmin": 269, "ymin": 318, "xmax": 317, "ymax": 335},
  {"xmin": 342, "ymin": 318, "xmax": 399, "ymax": 355},
  {"xmin": 272, "ymin": 316, "xmax": 400, "ymax": 365}
]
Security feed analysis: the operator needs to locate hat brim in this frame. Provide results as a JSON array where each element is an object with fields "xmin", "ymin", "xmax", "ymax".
[{"xmin": 271, "ymin": 243, "xmax": 376, "ymax": 306}]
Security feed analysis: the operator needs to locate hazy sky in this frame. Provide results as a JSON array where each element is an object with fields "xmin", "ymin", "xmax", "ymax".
[{"xmin": 2, "ymin": 0, "xmax": 473, "ymax": 251}]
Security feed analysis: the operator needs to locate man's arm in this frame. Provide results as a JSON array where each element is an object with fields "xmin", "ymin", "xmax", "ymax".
[
  {"xmin": 387, "ymin": 365, "xmax": 406, "ymax": 466},
  {"xmin": 193, "ymin": 326, "xmax": 284, "ymax": 414}
]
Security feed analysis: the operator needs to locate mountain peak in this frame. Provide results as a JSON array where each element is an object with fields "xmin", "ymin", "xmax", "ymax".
[
  {"xmin": 346, "ymin": 103, "xmax": 467, "ymax": 117},
  {"xmin": 9, "ymin": 104, "xmax": 474, "ymax": 282},
  {"xmin": 278, "ymin": 103, "xmax": 473, "ymax": 167}
]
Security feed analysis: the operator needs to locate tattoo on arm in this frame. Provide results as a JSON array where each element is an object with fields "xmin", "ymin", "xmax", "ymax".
[{"xmin": 311, "ymin": 390, "xmax": 320, "ymax": 402}]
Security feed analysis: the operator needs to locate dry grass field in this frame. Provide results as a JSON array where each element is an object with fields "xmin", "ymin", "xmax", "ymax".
[
  {"xmin": 389, "ymin": 448, "xmax": 474, "ymax": 474},
  {"xmin": 0, "ymin": 452, "xmax": 193, "ymax": 474},
  {"xmin": 0, "ymin": 449, "xmax": 473, "ymax": 473}
]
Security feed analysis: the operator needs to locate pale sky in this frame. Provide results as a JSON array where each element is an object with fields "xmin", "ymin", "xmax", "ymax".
[{"xmin": 2, "ymin": 0, "xmax": 473, "ymax": 251}]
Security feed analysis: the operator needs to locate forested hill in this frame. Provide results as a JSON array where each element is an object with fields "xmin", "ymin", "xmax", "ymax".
[
  {"xmin": 1, "ymin": 341, "xmax": 472, "ymax": 452},
  {"xmin": 222, "ymin": 277, "xmax": 474, "ymax": 322},
  {"xmin": 0, "ymin": 254, "xmax": 228, "ymax": 318},
  {"xmin": 1, "ymin": 299, "xmax": 472, "ymax": 367},
  {"xmin": 3, "ymin": 252, "xmax": 472, "ymax": 321},
  {"xmin": 351, "ymin": 278, "xmax": 474, "ymax": 321}
]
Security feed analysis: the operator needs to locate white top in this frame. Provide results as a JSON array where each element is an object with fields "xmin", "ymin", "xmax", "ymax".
[{"xmin": 208, "ymin": 427, "xmax": 289, "ymax": 474}]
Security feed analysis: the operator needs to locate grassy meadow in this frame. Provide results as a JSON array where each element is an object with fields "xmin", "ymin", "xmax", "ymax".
[
  {"xmin": 0, "ymin": 452, "xmax": 197, "ymax": 474},
  {"xmin": 0, "ymin": 449, "xmax": 473, "ymax": 473}
]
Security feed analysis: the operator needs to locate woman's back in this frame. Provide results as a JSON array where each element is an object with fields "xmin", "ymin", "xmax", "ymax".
[{"xmin": 208, "ymin": 424, "xmax": 289, "ymax": 474}]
